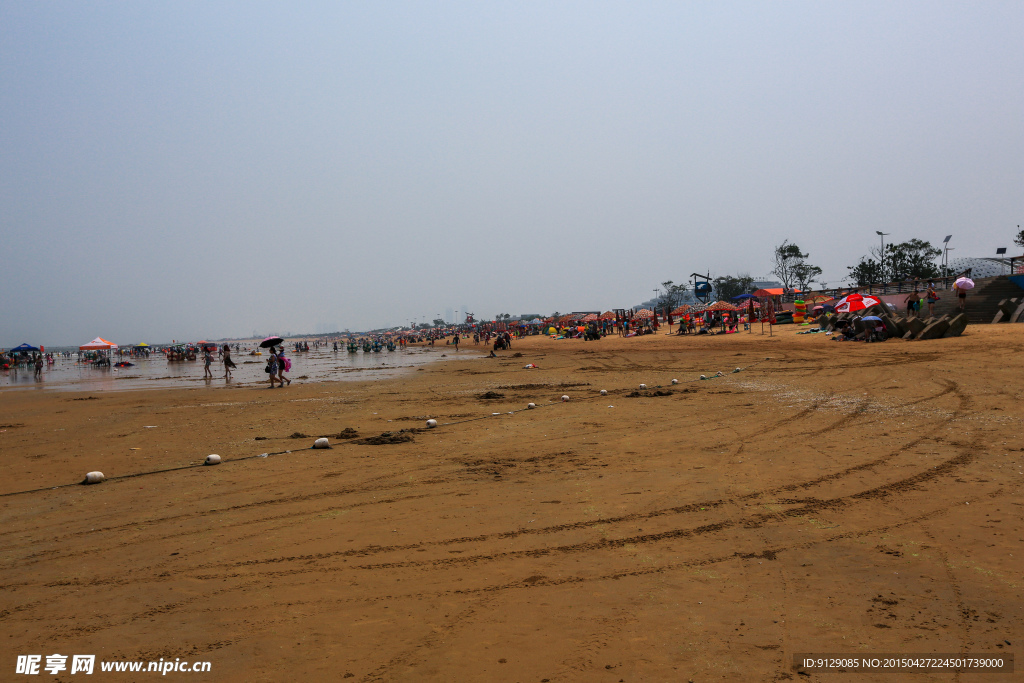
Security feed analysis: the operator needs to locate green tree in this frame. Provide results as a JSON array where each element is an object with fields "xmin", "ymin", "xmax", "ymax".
[
  {"xmin": 432, "ymin": 318, "xmax": 446, "ymax": 327},
  {"xmin": 792, "ymin": 263, "xmax": 823, "ymax": 291},
  {"xmin": 847, "ymin": 257, "xmax": 885, "ymax": 286},
  {"xmin": 849, "ymin": 238, "xmax": 940, "ymax": 283},
  {"xmin": 772, "ymin": 241, "xmax": 819, "ymax": 291},
  {"xmin": 1014, "ymin": 226, "xmax": 1024, "ymax": 249},
  {"xmin": 886, "ymin": 239, "xmax": 941, "ymax": 280},
  {"xmin": 712, "ymin": 274, "xmax": 754, "ymax": 301},
  {"xmin": 657, "ymin": 280, "xmax": 689, "ymax": 312}
]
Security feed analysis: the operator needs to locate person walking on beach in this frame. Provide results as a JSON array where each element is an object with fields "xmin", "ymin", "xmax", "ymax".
[
  {"xmin": 904, "ymin": 288, "xmax": 920, "ymax": 318},
  {"xmin": 276, "ymin": 347, "xmax": 292, "ymax": 385},
  {"xmin": 953, "ymin": 281, "xmax": 967, "ymax": 312},
  {"xmin": 926, "ymin": 283, "xmax": 939, "ymax": 317},
  {"xmin": 452, "ymin": 334, "xmax": 460, "ymax": 351},
  {"xmin": 222, "ymin": 343, "xmax": 236, "ymax": 378},
  {"xmin": 267, "ymin": 350, "xmax": 283, "ymax": 388},
  {"xmin": 203, "ymin": 347, "xmax": 214, "ymax": 379}
]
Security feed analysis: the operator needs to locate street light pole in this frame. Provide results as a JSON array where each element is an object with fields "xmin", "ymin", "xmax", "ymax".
[{"xmin": 876, "ymin": 231, "xmax": 890, "ymax": 282}]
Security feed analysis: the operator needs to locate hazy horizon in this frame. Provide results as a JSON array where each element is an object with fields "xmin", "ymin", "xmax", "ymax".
[{"xmin": 2, "ymin": 2, "xmax": 1021, "ymax": 347}]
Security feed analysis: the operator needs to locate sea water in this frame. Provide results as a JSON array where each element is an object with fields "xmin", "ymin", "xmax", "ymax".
[{"xmin": 0, "ymin": 345, "xmax": 476, "ymax": 392}]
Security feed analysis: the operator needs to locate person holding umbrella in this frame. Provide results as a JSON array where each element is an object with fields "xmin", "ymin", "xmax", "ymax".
[
  {"xmin": 258, "ymin": 336, "xmax": 285, "ymax": 388},
  {"xmin": 953, "ymin": 277, "xmax": 974, "ymax": 312}
]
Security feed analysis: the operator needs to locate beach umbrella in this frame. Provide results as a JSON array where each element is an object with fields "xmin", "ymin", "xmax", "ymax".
[
  {"xmin": 259, "ymin": 336, "xmax": 284, "ymax": 348},
  {"xmin": 954, "ymin": 277, "xmax": 975, "ymax": 290},
  {"xmin": 633, "ymin": 309, "xmax": 654, "ymax": 319},
  {"xmin": 862, "ymin": 316, "xmax": 883, "ymax": 322},
  {"xmin": 581, "ymin": 313, "xmax": 599, "ymax": 322},
  {"xmin": 812, "ymin": 305, "xmax": 824, "ymax": 312},
  {"xmin": 9, "ymin": 343, "xmax": 40, "ymax": 353},
  {"xmin": 134, "ymin": 342, "xmax": 150, "ymax": 348},
  {"xmin": 803, "ymin": 294, "xmax": 834, "ymax": 304},
  {"xmin": 705, "ymin": 300, "xmax": 739, "ymax": 312},
  {"xmin": 732, "ymin": 293, "xmax": 756, "ymax": 300},
  {"xmin": 834, "ymin": 293, "xmax": 881, "ymax": 313}
]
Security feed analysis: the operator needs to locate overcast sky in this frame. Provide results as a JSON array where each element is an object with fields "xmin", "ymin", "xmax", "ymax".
[{"xmin": 2, "ymin": 1, "xmax": 1021, "ymax": 345}]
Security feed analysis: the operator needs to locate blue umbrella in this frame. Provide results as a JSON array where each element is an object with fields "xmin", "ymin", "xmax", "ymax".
[
  {"xmin": 732, "ymin": 293, "xmax": 757, "ymax": 300},
  {"xmin": 861, "ymin": 316, "xmax": 882, "ymax": 322},
  {"xmin": 9, "ymin": 343, "xmax": 39, "ymax": 352}
]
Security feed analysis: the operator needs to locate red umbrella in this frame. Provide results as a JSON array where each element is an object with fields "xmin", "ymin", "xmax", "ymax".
[{"xmin": 835, "ymin": 293, "xmax": 882, "ymax": 313}]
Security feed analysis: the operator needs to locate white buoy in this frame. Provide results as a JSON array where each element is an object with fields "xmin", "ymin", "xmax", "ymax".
[
  {"xmin": 671, "ymin": 379, "xmax": 679, "ymax": 385},
  {"xmin": 83, "ymin": 471, "xmax": 105, "ymax": 484},
  {"xmin": 600, "ymin": 389, "xmax": 608, "ymax": 396},
  {"xmin": 700, "ymin": 374, "xmax": 707, "ymax": 380},
  {"xmin": 639, "ymin": 384, "xmax": 647, "ymax": 390},
  {"xmin": 426, "ymin": 419, "xmax": 438, "ymax": 428},
  {"xmin": 527, "ymin": 403, "xmax": 536, "ymax": 409},
  {"xmin": 313, "ymin": 438, "xmax": 330, "ymax": 449},
  {"xmin": 204, "ymin": 454, "xmax": 221, "ymax": 465},
  {"xmin": 561, "ymin": 395, "xmax": 570, "ymax": 402},
  {"xmin": 733, "ymin": 367, "xmax": 741, "ymax": 373}
]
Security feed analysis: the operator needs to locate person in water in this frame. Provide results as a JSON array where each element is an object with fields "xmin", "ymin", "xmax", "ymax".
[{"xmin": 222, "ymin": 343, "xmax": 236, "ymax": 378}]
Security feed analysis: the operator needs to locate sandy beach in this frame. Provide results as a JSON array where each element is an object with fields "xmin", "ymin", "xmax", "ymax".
[{"xmin": 1, "ymin": 327, "xmax": 1021, "ymax": 681}]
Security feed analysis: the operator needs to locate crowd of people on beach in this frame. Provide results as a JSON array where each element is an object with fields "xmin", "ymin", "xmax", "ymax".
[{"xmin": 4, "ymin": 271, "xmax": 985, "ymax": 387}]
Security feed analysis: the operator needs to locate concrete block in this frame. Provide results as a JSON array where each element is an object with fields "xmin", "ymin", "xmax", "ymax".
[
  {"xmin": 918, "ymin": 317, "xmax": 951, "ymax": 340},
  {"xmin": 942, "ymin": 313, "xmax": 969, "ymax": 338},
  {"xmin": 906, "ymin": 317, "xmax": 926, "ymax": 338},
  {"xmin": 995, "ymin": 298, "xmax": 1019, "ymax": 322}
]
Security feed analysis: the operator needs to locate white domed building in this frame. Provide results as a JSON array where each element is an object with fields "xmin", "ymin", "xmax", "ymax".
[{"xmin": 948, "ymin": 257, "xmax": 1017, "ymax": 279}]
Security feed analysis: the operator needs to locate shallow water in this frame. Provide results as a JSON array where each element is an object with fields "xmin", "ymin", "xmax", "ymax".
[{"xmin": 0, "ymin": 345, "xmax": 479, "ymax": 392}]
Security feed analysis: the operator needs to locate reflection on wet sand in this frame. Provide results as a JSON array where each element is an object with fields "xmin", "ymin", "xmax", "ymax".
[{"xmin": 0, "ymin": 346, "xmax": 474, "ymax": 392}]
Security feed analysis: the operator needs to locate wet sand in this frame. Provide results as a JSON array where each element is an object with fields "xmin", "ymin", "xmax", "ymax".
[{"xmin": 1, "ymin": 326, "xmax": 1021, "ymax": 681}]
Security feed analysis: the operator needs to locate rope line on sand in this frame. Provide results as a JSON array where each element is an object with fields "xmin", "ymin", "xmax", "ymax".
[
  {"xmin": 0, "ymin": 357, "xmax": 773, "ymax": 498},
  {"xmin": 0, "ymin": 450, "xmax": 296, "ymax": 498}
]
